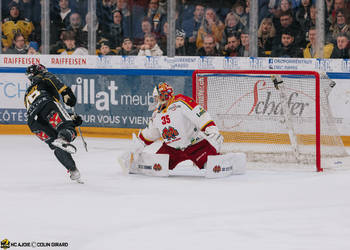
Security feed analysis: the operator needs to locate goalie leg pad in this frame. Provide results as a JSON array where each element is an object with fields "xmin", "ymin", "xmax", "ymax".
[
  {"xmin": 205, "ymin": 153, "xmax": 246, "ymax": 178},
  {"xmin": 120, "ymin": 152, "xmax": 170, "ymax": 177}
]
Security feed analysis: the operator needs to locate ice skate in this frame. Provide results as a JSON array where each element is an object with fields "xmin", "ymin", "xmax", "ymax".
[
  {"xmin": 69, "ymin": 169, "xmax": 84, "ymax": 184},
  {"xmin": 52, "ymin": 138, "xmax": 77, "ymax": 154}
]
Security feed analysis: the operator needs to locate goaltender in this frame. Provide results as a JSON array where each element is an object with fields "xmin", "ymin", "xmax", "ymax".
[{"xmin": 123, "ymin": 82, "xmax": 246, "ymax": 177}]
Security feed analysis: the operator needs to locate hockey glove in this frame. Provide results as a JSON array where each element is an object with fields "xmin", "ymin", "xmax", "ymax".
[
  {"xmin": 204, "ymin": 126, "xmax": 223, "ymax": 153},
  {"xmin": 61, "ymin": 87, "xmax": 77, "ymax": 107},
  {"xmin": 69, "ymin": 113, "xmax": 83, "ymax": 127}
]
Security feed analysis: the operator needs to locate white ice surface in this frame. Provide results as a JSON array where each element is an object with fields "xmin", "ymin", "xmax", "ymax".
[{"xmin": 1, "ymin": 135, "xmax": 350, "ymax": 250}]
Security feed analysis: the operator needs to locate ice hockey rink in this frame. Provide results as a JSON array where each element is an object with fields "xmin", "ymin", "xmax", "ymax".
[{"xmin": 1, "ymin": 134, "xmax": 350, "ymax": 250}]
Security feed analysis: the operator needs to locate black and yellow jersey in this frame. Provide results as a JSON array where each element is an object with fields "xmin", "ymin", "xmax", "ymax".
[{"xmin": 24, "ymin": 72, "xmax": 67, "ymax": 112}]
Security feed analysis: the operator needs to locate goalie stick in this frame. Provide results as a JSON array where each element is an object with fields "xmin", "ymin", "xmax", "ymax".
[
  {"xmin": 271, "ymin": 74, "xmax": 300, "ymax": 161},
  {"xmin": 72, "ymin": 107, "xmax": 88, "ymax": 152}
]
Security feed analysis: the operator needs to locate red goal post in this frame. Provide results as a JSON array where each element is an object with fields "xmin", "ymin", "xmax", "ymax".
[{"xmin": 192, "ymin": 70, "xmax": 347, "ymax": 172}]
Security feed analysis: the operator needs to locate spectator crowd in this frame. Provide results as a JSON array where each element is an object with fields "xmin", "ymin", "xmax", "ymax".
[{"xmin": 1, "ymin": 0, "xmax": 350, "ymax": 58}]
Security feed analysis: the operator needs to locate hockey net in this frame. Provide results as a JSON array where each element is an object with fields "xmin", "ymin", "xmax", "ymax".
[{"xmin": 192, "ymin": 70, "xmax": 348, "ymax": 171}]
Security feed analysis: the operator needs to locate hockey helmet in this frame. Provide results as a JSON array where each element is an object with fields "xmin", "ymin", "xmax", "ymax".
[
  {"xmin": 25, "ymin": 64, "xmax": 47, "ymax": 80},
  {"xmin": 152, "ymin": 82, "xmax": 174, "ymax": 111}
]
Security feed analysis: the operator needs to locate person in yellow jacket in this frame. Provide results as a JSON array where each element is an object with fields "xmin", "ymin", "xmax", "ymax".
[
  {"xmin": 2, "ymin": 1, "xmax": 34, "ymax": 50},
  {"xmin": 303, "ymin": 26, "xmax": 334, "ymax": 58},
  {"xmin": 196, "ymin": 8, "xmax": 225, "ymax": 50}
]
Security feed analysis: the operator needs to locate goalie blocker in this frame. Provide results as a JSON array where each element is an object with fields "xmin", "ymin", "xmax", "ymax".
[{"xmin": 119, "ymin": 151, "xmax": 246, "ymax": 178}]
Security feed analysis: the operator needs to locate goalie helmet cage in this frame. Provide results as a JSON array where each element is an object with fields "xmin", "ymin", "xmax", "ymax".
[{"xmin": 192, "ymin": 70, "xmax": 348, "ymax": 172}]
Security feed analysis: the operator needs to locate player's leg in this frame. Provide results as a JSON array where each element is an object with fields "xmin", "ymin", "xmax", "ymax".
[
  {"xmin": 185, "ymin": 139, "xmax": 219, "ymax": 169},
  {"xmin": 40, "ymin": 101, "xmax": 77, "ymax": 153},
  {"xmin": 53, "ymin": 148, "xmax": 81, "ymax": 180},
  {"xmin": 29, "ymin": 107, "xmax": 81, "ymax": 182},
  {"xmin": 27, "ymin": 113, "xmax": 58, "ymax": 145},
  {"xmin": 156, "ymin": 142, "xmax": 187, "ymax": 170}
]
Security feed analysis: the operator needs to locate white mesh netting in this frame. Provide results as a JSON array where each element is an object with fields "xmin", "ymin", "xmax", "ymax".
[{"xmin": 194, "ymin": 71, "xmax": 348, "ymax": 170}]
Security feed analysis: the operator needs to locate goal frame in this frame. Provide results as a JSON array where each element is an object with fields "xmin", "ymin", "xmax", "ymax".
[{"xmin": 192, "ymin": 70, "xmax": 322, "ymax": 172}]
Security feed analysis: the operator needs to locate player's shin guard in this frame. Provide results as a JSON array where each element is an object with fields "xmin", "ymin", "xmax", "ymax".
[{"xmin": 54, "ymin": 148, "xmax": 77, "ymax": 172}]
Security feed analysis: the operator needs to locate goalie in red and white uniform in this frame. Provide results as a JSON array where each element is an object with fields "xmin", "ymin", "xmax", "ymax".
[
  {"xmin": 137, "ymin": 82, "xmax": 223, "ymax": 170},
  {"xmin": 124, "ymin": 82, "xmax": 246, "ymax": 177}
]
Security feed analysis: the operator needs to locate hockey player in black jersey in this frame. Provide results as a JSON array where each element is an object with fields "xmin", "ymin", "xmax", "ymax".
[{"xmin": 24, "ymin": 64, "xmax": 83, "ymax": 183}]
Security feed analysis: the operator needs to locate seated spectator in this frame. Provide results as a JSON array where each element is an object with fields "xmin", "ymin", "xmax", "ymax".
[
  {"xmin": 175, "ymin": 29, "xmax": 187, "ymax": 56},
  {"xmin": 295, "ymin": 0, "xmax": 311, "ymax": 28},
  {"xmin": 138, "ymin": 33, "xmax": 163, "ymax": 56},
  {"xmin": 271, "ymin": 28, "xmax": 303, "ymax": 57},
  {"xmin": 27, "ymin": 41, "xmax": 40, "ymax": 55},
  {"xmin": 330, "ymin": 33, "xmax": 350, "ymax": 58},
  {"xmin": 222, "ymin": 33, "xmax": 241, "ymax": 57},
  {"xmin": 327, "ymin": 0, "xmax": 350, "ymax": 25},
  {"xmin": 50, "ymin": 28, "xmax": 68, "ymax": 54},
  {"xmin": 181, "ymin": 4, "xmax": 204, "ymax": 54},
  {"xmin": 67, "ymin": 12, "xmax": 85, "ymax": 48},
  {"xmin": 271, "ymin": 0, "xmax": 294, "ymax": 30},
  {"xmin": 2, "ymin": 1, "xmax": 35, "ymax": 51},
  {"xmin": 96, "ymin": 0, "xmax": 114, "ymax": 34},
  {"xmin": 134, "ymin": 18, "xmax": 153, "ymax": 46},
  {"xmin": 51, "ymin": 0, "xmax": 73, "ymax": 31},
  {"xmin": 97, "ymin": 39, "xmax": 117, "ymax": 55},
  {"xmin": 231, "ymin": 0, "xmax": 248, "ymax": 28},
  {"xmin": 196, "ymin": 34, "xmax": 223, "ymax": 56},
  {"xmin": 258, "ymin": 17, "xmax": 276, "ymax": 57},
  {"xmin": 238, "ymin": 28, "xmax": 249, "ymax": 56},
  {"xmin": 273, "ymin": 10, "xmax": 305, "ymax": 48},
  {"xmin": 57, "ymin": 30, "xmax": 88, "ymax": 55},
  {"xmin": 303, "ymin": 26, "xmax": 334, "ymax": 58},
  {"xmin": 327, "ymin": 9, "xmax": 350, "ymax": 44},
  {"xmin": 82, "ymin": 11, "xmax": 104, "ymax": 48},
  {"xmin": 221, "ymin": 12, "xmax": 244, "ymax": 47},
  {"xmin": 117, "ymin": 37, "xmax": 139, "ymax": 55},
  {"xmin": 5, "ymin": 32, "xmax": 28, "ymax": 54},
  {"xmin": 113, "ymin": 0, "xmax": 144, "ymax": 39},
  {"xmin": 196, "ymin": 8, "xmax": 225, "ymax": 49},
  {"xmin": 145, "ymin": 0, "xmax": 166, "ymax": 34},
  {"xmin": 105, "ymin": 9, "xmax": 124, "ymax": 49}
]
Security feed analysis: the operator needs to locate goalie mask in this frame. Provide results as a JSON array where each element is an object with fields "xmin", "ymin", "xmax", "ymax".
[
  {"xmin": 25, "ymin": 64, "xmax": 47, "ymax": 81},
  {"xmin": 151, "ymin": 82, "xmax": 174, "ymax": 112}
]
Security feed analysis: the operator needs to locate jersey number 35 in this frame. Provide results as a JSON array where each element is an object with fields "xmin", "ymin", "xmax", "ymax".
[{"xmin": 161, "ymin": 115, "xmax": 170, "ymax": 125}]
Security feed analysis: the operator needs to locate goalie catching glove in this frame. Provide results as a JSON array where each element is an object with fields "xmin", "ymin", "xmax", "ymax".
[{"xmin": 204, "ymin": 126, "xmax": 223, "ymax": 153}]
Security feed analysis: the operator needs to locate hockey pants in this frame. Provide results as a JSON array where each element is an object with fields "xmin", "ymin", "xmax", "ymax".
[{"xmin": 27, "ymin": 101, "xmax": 77, "ymax": 171}]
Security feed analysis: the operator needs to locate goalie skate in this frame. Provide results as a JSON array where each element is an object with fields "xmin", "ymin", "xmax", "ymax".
[{"xmin": 52, "ymin": 138, "xmax": 77, "ymax": 154}]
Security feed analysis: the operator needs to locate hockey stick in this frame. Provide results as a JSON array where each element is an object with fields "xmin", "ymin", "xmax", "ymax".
[
  {"xmin": 271, "ymin": 75, "xmax": 300, "ymax": 161},
  {"xmin": 72, "ymin": 107, "xmax": 88, "ymax": 152}
]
